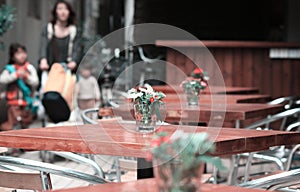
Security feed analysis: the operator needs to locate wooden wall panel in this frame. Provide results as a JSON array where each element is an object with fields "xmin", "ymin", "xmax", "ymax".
[
  {"xmin": 282, "ymin": 60, "xmax": 291, "ymax": 96},
  {"xmin": 232, "ymin": 49, "xmax": 243, "ymax": 87},
  {"xmin": 164, "ymin": 46, "xmax": 300, "ymax": 99}
]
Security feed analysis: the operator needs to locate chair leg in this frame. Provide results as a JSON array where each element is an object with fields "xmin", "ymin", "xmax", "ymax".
[
  {"xmin": 285, "ymin": 144, "xmax": 300, "ymax": 171},
  {"xmin": 212, "ymin": 166, "xmax": 218, "ymax": 184},
  {"xmin": 115, "ymin": 157, "xmax": 121, "ymax": 182},
  {"xmin": 40, "ymin": 171, "xmax": 52, "ymax": 190},
  {"xmin": 244, "ymin": 152, "xmax": 254, "ymax": 183},
  {"xmin": 227, "ymin": 154, "xmax": 240, "ymax": 185}
]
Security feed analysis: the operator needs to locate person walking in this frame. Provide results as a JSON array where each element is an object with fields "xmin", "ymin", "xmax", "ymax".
[{"xmin": 39, "ymin": 0, "xmax": 81, "ymax": 74}]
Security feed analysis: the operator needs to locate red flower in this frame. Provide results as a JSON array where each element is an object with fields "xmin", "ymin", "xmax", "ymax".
[
  {"xmin": 151, "ymin": 139, "xmax": 162, "ymax": 147},
  {"xmin": 193, "ymin": 68, "xmax": 203, "ymax": 74},
  {"xmin": 162, "ymin": 136, "xmax": 171, "ymax": 144},
  {"xmin": 150, "ymin": 97, "xmax": 155, "ymax": 103}
]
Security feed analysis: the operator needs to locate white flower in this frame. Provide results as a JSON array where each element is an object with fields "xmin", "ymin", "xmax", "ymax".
[
  {"xmin": 127, "ymin": 92, "xmax": 143, "ymax": 99},
  {"xmin": 144, "ymin": 84, "xmax": 154, "ymax": 93},
  {"xmin": 139, "ymin": 84, "xmax": 154, "ymax": 94},
  {"xmin": 204, "ymin": 76, "xmax": 210, "ymax": 81},
  {"xmin": 128, "ymin": 88, "xmax": 137, "ymax": 94},
  {"xmin": 138, "ymin": 87, "xmax": 147, "ymax": 93}
]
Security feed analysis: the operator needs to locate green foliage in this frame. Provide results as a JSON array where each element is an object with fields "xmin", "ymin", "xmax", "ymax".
[
  {"xmin": 0, "ymin": 4, "xmax": 16, "ymax": 50},
  {"xmin": 150, "ymin": 131, "xmax": 224, "ymax": 170},
  {"xmin": 150, "ymin": 131, "xmax": 224, "ymax": 191}
]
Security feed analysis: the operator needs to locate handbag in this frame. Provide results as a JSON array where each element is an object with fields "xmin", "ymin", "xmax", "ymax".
[{"xmin": 42, "ymin": 63, "xmax": 76, "ymax": 123}]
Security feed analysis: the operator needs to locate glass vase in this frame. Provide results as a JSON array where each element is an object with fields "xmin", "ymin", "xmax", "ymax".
[
  {"xmin": 153, "ymin": 157, "xmax": 204, "ymax": 192},
  {"xmin": 134, "ymin": 103, "xmax": 156, "ymax": 132},
  {"xmin": 185, "ymin": 88, "xmax": 200, "ymax": 106}
]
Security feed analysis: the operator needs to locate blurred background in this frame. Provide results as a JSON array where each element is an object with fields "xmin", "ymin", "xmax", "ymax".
[
  {"xmin": 1, "ymin": 0, "xmax": 300, "ymax": 97},
  {"xmin": 1, "ymin": 0, "xmax": 300, "ymax": 67}
]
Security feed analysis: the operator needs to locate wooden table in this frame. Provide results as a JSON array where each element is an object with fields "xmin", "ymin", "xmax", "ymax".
[
  {"xmin": 0, "ymin": 123, "xmax": 298, "ymax": 157},
  {"xmin": 111, "ymin": 103, "xmax": 282, "ymax": 127},
  {"xmin": 50, "ymin": 178, "xmax": 266, "ymax": 192},
  {"xmin": 163, "ymin": 94, "xmax": 271, "ymax": 104},
  {"xmin": 152, "ymin": 85, "xmax": 260, "ymax": 94}
]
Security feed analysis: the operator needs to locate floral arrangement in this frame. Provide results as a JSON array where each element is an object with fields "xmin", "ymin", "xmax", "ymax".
[
  {"xmin": 147, "ymin": 130, "xmax": 223, "ymax": 192},
  {"xmin": 180, "ymin": 68, "xmax": 209, "ymax": 92},
  {"xmin": 127, "ymin": 84, "xmax": 166, "ymax": 123},
  {"xmin": 127, "ymin": 84, "xmax": 166, "ymax": 104}
]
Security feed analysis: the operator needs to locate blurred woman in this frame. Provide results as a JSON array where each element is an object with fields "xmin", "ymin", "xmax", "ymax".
[{"xmin": 39, "ymin": 0, "xmax": 81, "ymax": 73}]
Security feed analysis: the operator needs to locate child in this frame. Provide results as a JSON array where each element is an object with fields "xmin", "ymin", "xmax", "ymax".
[
  {"xmin": 0, "ymin": 43, "xmax": 39, "ymax": 131},
  {"xmin": 77, "ymin": 64, "xmax": 100, "ymax": 111}
]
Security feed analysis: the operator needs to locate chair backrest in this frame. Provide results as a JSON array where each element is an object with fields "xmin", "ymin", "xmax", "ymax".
[
  {"xmin": 268, "ymin": 96, "xmax": 300, "ymax": 110},
  {"xmin": 81, "ymin": 108, "xmax": 99, "ymax": 124},
  {"xmin": 286, "ymin": 121, "xmax": 300, "ymax": 132},
  {"xmin": 0, "ymin": 169, "xmax": 51, "ymax": 191},
  {"xmin": 246, "ymin": 108, "xmax": 300, "ymax": 130},
  {"xmin": 0, "ymin": 156, "xmax": 108, "ymax": 187}
]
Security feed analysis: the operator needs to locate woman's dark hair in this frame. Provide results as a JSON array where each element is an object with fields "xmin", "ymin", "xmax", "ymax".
[
  {"xmin": 8, "ymin": 43, "xmax": 27, "ymax": 64},
  {"xmin": 50, "ymin": 0, "xmax": 76, "ymax": 26}
]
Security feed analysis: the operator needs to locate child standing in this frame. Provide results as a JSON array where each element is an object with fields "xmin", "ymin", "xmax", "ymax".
[
  {"xmin": 77, "ymin": 65, "xmax": 100, "ymax": 111},
  {"xmin": 0, "ymin": 43, "xmax": 39, "ymax": 131}
]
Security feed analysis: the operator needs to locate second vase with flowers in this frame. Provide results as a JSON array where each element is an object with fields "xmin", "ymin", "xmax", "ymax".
[
  {"xmin": 147, "ymin": 131, "xmax": 224, "ymax": 192},
  {"xmin": 181, "ymin": 68, "xmax": 209, "ymax": 106},
  {"xmin": 127, "ymin": 84, "xmax": 166, "ymax": 132}
]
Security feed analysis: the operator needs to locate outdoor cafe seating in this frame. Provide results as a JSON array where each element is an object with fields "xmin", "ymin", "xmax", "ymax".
[{"xmin": 0, "ymin": 83, "xmax": 300, "ymax": 191}]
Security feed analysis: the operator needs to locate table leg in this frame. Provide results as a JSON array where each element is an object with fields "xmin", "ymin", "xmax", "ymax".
[
  {"xmin": 235, "ymin": 119, "xmax": 241, "ymax": 128},
  {"xmin": 137, "ymin": 158, "xmax": 154, "ymax": 179}
]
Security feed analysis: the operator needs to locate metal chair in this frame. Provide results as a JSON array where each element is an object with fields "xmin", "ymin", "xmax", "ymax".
[
  {"xmin": 239, "ymin": 108, "xmax": 300, "ymax": 183},
  {"xmin": 81, "ymin": 107, "xmax": 138, "ymax": 182},
  {"xmin": 239, "ymin": 168, "xmax": 300, "ymax": 191},
  {"xmin": 267, "ymin": 96, "xmax": 300, "ymax": 110},
  {"xmin": 0, "ymin": 155, "xmax": 108, "ymax": 191}
]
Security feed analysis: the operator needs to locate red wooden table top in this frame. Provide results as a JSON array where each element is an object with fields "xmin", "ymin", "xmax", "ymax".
[
  {"xmin": 152, "ymin": 85, "xmax": 260, "ymax": 94},
  {"xmin": 111, "ymin": 103, "xmax": 282, "ymax": 123},
  {"xmin": 0, "ymin": 123, "xmax": 298, "ymax": 158},
  {"xmin": 163, "ymin": 94, "xmax": 271, "ymax": 104},
  {"xmin": 51, "ymin": 178, "xmax": 266, "ymax": 192}
]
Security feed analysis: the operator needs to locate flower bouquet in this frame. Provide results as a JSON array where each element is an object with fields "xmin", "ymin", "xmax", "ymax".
[
  {"xmin": 127, "ymin": 84, "xmax": 166, "ymax": 132},
  {"xmin": 147, "ymin": 130, "xmax": 223, "ymax": 192},
  {"xmin": 180, "ymin": 68, "xmax": 209, "ymax": 106}
]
